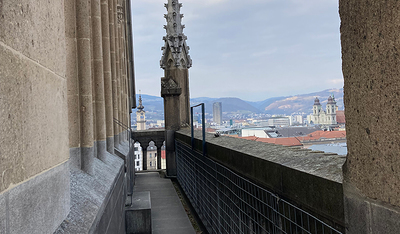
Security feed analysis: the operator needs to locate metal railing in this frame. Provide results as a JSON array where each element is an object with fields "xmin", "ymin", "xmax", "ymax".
[
  {"xmin": 113, "ymin": 118, "xmax": 135, "ymax": 195},
  {"xmin": 176, "ymin": 140, "xmax": 343, "ymax": 234},
  {"xmin": 191, "ymin": 103, "xmax": 206, "ymax": 156}
]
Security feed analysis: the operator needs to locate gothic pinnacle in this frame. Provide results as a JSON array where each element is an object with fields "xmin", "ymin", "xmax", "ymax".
[{"xmin": 160, "ymin": 0, "xmax": 192, "ymax": 69}]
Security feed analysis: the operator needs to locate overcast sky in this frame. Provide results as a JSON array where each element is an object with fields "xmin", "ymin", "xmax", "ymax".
[{"xmin": 131, "ymin": 0, "xmax": 343, "ymax": 102}]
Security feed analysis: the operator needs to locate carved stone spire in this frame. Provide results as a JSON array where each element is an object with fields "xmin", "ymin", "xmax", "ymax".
[
  {"xmin": 160, "ymin": 0, "xmax": 192, "ymax": 69},
  {"xmin": 137, "ymin": 90, "xmax": 144, "ymax": 112}
]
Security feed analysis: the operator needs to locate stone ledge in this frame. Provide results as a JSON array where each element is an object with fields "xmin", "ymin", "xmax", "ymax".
[
  {"xmin": 55, "ymin": 151, "xmax": 125, "ymax": 234},
  {"xmin": 0, "ymin": 161, "xmax": 70, "ymax": 234}
]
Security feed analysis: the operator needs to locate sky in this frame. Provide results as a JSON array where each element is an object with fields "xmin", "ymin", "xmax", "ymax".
[{"xmin": 131, "ymin": 0, "xmax": 343, "ymax": 102}]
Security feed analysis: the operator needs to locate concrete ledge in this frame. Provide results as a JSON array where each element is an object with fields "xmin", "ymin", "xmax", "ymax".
[
  {"xmin": 126, "ymin": 191, "xmax": 152, "ymax": 234},
  {"xmin": 0, "ymin": 161, "xmax": 70, "ymax": 234},
  {"xmin": 176, "ymin": 129, "xmax": 346, "ymax": 231}
]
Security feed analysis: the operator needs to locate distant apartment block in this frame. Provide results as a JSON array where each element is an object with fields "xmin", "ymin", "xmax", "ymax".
[
  {"xmin": 268, "ymin": 116, "xmax": 290, "ymax": 126},
  {"xmin": 213, "ymin": 102, "xmax": 223, "ymax": 124}
]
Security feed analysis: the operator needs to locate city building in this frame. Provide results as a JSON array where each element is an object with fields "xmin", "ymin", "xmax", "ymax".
[
  {"xmin": 134, "ymin": 142, "xmax": 143, "ymax": 171},
  {"xmin": 147, "ymin": 141, "xmax": 157, "ymax": 170},
  {"xmin": 268, "ymin": 116, "xmax": 290, "ymax": 126},
  {"xmin": 290, "ymin": 115, "xmax": 304, "ymax": 125},
  {"xmin": 136, "ymin": 93, "xmax": 146, "ymax": 130},
  {"xmin": 309, "ymin": 95, "xmax": 337, "ymax": 126},
  {"xmin": 213, "ymin": 102, "xmax": 222, "ymax": 124},
  {"xmin": 1, "ymin": 0, "xmax": 400, "ymax": 233}
]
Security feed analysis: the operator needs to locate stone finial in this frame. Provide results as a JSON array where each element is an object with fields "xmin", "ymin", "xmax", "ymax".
[{"xmin": 160, "ymin": 0, "xmax": 192, "ymax": 69}]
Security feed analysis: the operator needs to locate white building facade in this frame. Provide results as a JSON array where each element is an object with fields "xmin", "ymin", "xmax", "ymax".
[
  {"xmin": 134, "ymin": 142, "xmax": 143, "ymax": 171},
  {"xmin": 310, "ymin": 96, "xmax": 337, "ymax": 126}
]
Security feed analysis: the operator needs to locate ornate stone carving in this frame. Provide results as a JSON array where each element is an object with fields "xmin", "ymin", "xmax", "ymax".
[
  {"xmin": 160, "ymin": 0, "xmax": 192, "ymax": 69},
  {"xmin": 117, "ymin": 5, "xmax": 124, "ymax": 24},
  {"xmin": 161, "ymin": 78, "xmax": 179, "ymax": 89}
]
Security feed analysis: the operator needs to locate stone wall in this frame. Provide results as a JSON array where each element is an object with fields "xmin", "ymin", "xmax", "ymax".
[
  {"xmin": 340, "ymin": 1, "xmax": 400, "ymax": 233},
  {"xmin": 0, "ymin": 0, "xmax": 135, "ymax": 233}
]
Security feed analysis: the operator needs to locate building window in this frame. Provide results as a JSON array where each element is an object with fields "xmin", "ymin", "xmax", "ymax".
[
  {"xmin": 150, "ymin": 153, "xmax": 152, "ymax": 158},
  {"xmin": 136, "ymin": 161, "xmax": 139, "ymax": 166},
  {"xmin": 134, "ymin": 147, "xmax": 138, "ymax": 151},
  {"xmin": 150, "ymin": 162, "xmax": 152, "ymax": 167},
  {"xmin": 155, "ymin": 153, "xmax": 157, "ymax": 157}
]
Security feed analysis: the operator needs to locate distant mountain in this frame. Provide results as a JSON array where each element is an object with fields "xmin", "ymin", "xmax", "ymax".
[
  {"xmin": 259, "ymin": 88, "xmax": 344, "ymax": 115},
  {"xmin": 135, "ymin": 88, "xmax": 344, "ymax": 116},
  {"xmin": 136, "ymin": 94, "xmax": 163, "ymax": 112}
]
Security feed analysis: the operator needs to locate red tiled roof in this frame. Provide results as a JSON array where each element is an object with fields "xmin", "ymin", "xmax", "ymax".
[
  {"xmin": 297, "ymin": 130, "xmax": 346, "ymax": 141},
  {"xmin": 228, "ymin": 135, "xmax": 302, "ymax": 146},
  {"xmin": 256, "ymin": 137, "xmax": 302, "ymax": 146},
  {"xmin": 336, "ymin": 110, "xmax": 346, "ymax": 124}
]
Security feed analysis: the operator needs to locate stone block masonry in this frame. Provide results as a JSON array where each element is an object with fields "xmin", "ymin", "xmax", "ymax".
[
  {"xmin": 340, "ymin": 0, "xmax": 400, "ymax": 233},
  {"xmin": 0, "ymin": 0, "xmax": 135, "ymax": 233}
]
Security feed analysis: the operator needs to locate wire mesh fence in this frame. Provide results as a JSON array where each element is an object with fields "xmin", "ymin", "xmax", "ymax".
[{"xmin": 176, "ymin": 140, "xmax": 343, "ymax": 234}]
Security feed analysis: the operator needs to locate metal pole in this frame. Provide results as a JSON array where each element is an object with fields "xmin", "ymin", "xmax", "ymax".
[
  {"xmin": 191, "ymin": 106, "xmax": 194, "ymax": 149},
  {"xmin": 202, "ymin": 103, "xmax": 206, "ymax": 156}
]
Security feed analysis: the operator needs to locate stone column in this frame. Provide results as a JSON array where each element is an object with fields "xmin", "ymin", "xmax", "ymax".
[
  {"xmin": 76, "ymin": 0, "xmax": 94, "ymax": 174},
  {"xmin": 340, "ymin": 1, "xmax": 400, "ymax": 233},
  {"xmin": 165, "ymin": 67, "xmax": 190, "ymax": 127},
  {"xmin": 66, "ymin": 0, "xmax": 81, "ymax": 169},
  {"xmin": 92, "ymin": 0, "xmax": 107, "ymax": 161},
  {"xmin": 101, "ymin": 0, "xmax": 114, "ymax": 153},
  {"xmin": 142, "ymin": 148, "xmax": 148, "ymax": 171},
  {"xmin": 156, "ymin": 145, "xmax": 162, "ymax": 170},
  {"xmin": 114, "ymin": 0, "xmax": 122, "ymax": 145},
  {"xmin": 109, "ymin": 0, "xmax": 119, "ymax": 147},
  {"xmin": 161, "ymin": 78, "xmax": 182, "ymax": 176},
  {"xmin": 90, "ymin": 0, "xmax": 97, "ymax": 159}
]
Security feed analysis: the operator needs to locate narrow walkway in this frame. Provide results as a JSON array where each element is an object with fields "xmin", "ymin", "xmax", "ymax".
[{"xmin": 133, "ymin": 172, "xmax": 196, "ymax": 234}]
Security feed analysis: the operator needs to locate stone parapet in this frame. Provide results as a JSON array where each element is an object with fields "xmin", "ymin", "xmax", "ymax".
[{"xmin": 176, "ymin": 129, "xmax": 346, "ymax": 231}]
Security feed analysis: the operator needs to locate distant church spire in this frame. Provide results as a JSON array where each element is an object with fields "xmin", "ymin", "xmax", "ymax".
[
  {"xmin": 137, "ymin": 90, "xmax": 144, "ymax": 111},
  {"xmin": 160, "ymin": 0, "xmax": 192, "ymax": 69}
]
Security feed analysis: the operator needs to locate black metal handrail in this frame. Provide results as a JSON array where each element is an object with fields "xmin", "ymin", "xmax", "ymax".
[
  {"xmin": 113, "ymin": 118, "xmax": 134, "ymax": 196},
  {"xmin": 176, "ymin": 140, "xmax": 343, "ymax": 234},
  {"xmin": 191, "ymin": 103, "xmax": 206, "ymax": 156}
]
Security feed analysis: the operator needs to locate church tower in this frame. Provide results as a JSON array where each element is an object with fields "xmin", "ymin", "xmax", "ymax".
[
  {"xmin": 136, "ymin": 92, "xmax": 146, "ymax": 130},
  {"xmin": 326, "ymin": 94, "xmax": 337, "ymax": 125},
  {"xmin": 312, "ymin": 97, "xmax": 322, "ymax": 124}
]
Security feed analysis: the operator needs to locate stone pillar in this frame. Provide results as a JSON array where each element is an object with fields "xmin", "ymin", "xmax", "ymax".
[
  {"xmin": 66, "ymin": 0, "xmax": 81, "ymax": 169},
  {"xmin": 90, "ymin": 0, "xmax": 97, "ymax": 160},
  {"xmin": 161, "ymin": 80, "xmax": 182, "ymax": 176},
  {"xmin": 92, "ymin": 0, "xmax": 107, "ymax": 161},
  {"xmin": 165, "ymin": 68, "xmax": 190, "ymax": 127},
  {"xmin": 340, "ymin": 1, "xmax": 400, "ymax": 233},
  {"xmin": 109, "ymin": 0, "xmax": 119, "ymax": 147},
  {"xmin": 101, "ymin": 0, "xmax": 114, "ymax": 153},
  {"xmin": 156, "ymin": 145, "xmax": 162, "ymax": 170},
  {"xmin": 142, "ymin": 148, "xmax": 148, "ymax": 171},
  {"xmin": 114, "ymin": 0, "xmax": 122, "ymax": 145},
  {"xmin": 76, "ymin": 0, "xmax": 95, "ymax": 174}
]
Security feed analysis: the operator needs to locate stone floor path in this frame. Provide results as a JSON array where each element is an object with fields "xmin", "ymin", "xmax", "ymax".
[{"xmin": 133, "ymin": 172, "xmax": 196, "ymax": 234}]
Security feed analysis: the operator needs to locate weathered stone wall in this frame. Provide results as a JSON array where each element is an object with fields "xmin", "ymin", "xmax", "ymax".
[
  {"xmin": 0, "ymin": 0, "xmax": 135, "ymax": 232},
  {"xmin": 0, "ymin": 0, "xmax": 70, "ymax": 232},
  {"xmin": 340, "ymin": 1, "xmax": 400, "ymax": 233},
  {"xmin": 0, "ymin": 0, "xmax": 68, "ymax": 194}
]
